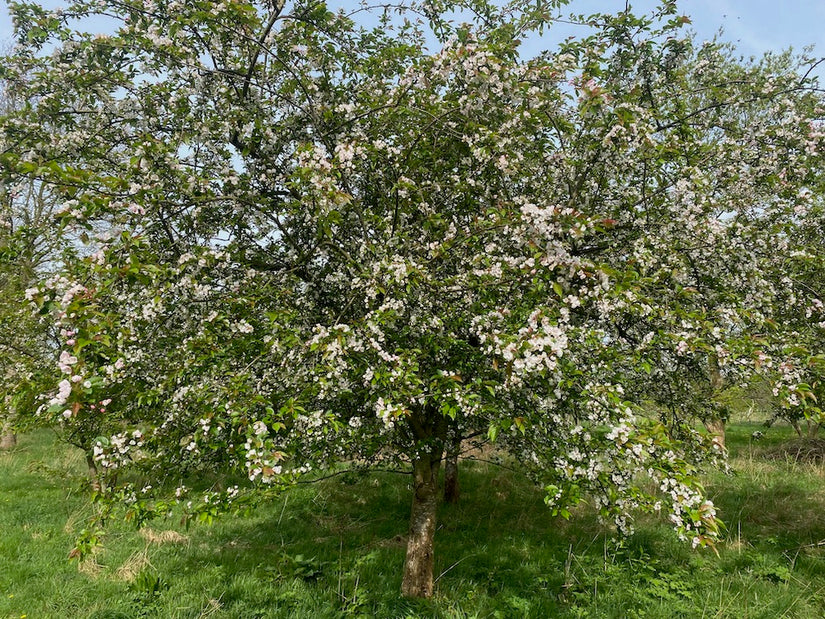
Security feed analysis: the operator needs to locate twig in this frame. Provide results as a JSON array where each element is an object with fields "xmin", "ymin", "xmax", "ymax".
[
  {"xmin": 276, "ymin": 494, "xmax": 288, "ymax": 527},
  {"xmin": 435, "ymin": 554, "xmax": 475, "ymax": 583}
]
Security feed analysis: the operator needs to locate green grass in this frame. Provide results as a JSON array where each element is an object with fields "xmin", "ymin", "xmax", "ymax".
[{"xmin": 2, "ymin": 425, "xmax": 825, "ymax": 618}]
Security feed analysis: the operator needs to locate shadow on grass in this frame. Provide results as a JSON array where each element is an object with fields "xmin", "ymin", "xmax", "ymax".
[
  {"xmin": 710, "ymin": 464, "xmax": 825, "ymax": 549},
  {"xmin": 9, "ymin": 429, "xmax": 825, "ymax": 618},
  {"xmin": 143, "ymin": 462, "xmax": 614, "ymax": 617},
  {"xmin": 144, "ymin": 453, "xmax": 825, "ymax": 618}
]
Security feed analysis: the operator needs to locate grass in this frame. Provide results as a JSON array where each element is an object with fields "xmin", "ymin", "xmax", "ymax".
[{"xmin": 2, "ymin": 424, "xmax": 825, "ymax": 618}]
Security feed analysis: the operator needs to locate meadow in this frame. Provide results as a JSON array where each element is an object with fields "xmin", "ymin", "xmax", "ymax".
[{"xmin": 2, "ymin": 423, "xmax": 825, "ymax": 618}]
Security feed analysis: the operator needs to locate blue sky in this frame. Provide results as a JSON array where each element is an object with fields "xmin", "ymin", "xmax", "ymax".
[
  {"xmin": 522, "ymin": 1, "xmax": 825, "ymax": 61},
  {"xmin": 686, "ymin": 0, "xmax": 825, "ymax": 57},
  {"xmin": 1, "ymin": 1, "xmax": 824, "ymax": 62}
]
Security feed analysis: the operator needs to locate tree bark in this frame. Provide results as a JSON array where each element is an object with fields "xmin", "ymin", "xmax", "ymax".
[
  {"xmin": 705, "ymin": 355, "xmax": 726, "ymax": 451},
  {"xmin": 0, "ymin": 416, "xmax": 16, "ymax": 450},
  {"xmin": 86, "ymin": 453, "xmax": 101, "ymax": 491},
  {"xmin": 401, "ymin": 454, "xmax": 441, "ymax": 598},
  {"xmin": 0, "ymin": 429, "xmax": 16, "ymax": 450},
  {"xmin": 705, "ymin": 417, "xmax": 726, "ymax": 452},
  {"xmin": 443, "ymin": 438, "xmax": 460, "ymax": 504}
]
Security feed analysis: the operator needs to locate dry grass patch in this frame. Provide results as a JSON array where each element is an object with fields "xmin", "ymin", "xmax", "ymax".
[
  {"xmin": 76, "ymin": 552, "xmax": 105, "ymax": 578},
  {"xmin": 139, "ymin": 528, "xmax": 189, "ymax": 545},
  {"xmin": 115, "ymin": 548, "xmax": 152, "ymax": 582},
  {"xmin": 197, "ymin": 597, "xmax": 224, "ymax": 618}
]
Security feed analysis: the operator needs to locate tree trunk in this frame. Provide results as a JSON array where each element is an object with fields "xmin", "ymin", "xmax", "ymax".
[
  {"xmin": 443, "ymin": 438, "xmax": 460, "ymax": 504},
  {"xmin": 86, "ymin": 453, "xmax": 101, "ymax": 491},
  {"xmin": 0, "ymin": 417, "xmax": 16, "ymax": 450},
  {"xmin": 705, "ymin": 417, "xmax": 726, "ymax": 452},
  {"xmin": 0, "ymin": 429, "xmax": 16, "ymax": 450},
  {"xmin": 401, "ymin": 455, "xmax": 441, "ymax": 598},
  {"xmin": 706, "ymin": 355, "xmax": 726, "ymax": 451}
]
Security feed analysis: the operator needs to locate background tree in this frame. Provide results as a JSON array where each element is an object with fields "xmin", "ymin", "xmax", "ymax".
[
  {"xmin": 762, "ymin": 195, "xmax": 825, "ymax": 438},
  {"xmin": 0, "ymin": 74, "xmax": 64, "ymax": 451},
  {"xmin": 2, "ymin": 0, "xmax": 824, "ymax": 597}
]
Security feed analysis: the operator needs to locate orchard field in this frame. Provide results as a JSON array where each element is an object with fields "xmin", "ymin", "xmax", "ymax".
[
  {"xmin": 3, "ymin": 420, "xmax": 825, "ymax": 618},
  {"xmin": 5, "ymin": 0, "xmax": 825, "ymax": 613}
]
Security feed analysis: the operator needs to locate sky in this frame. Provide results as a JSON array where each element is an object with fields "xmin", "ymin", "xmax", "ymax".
[
  {"xmin": 1, "ymin": 1, "xmax": 824, "ymax": 63},
  {"xmin": 686, "ymin": 0, "xmax": 825, "ymax": 57},
  {"xmin": 520, "ymin": 1, "xmax": 825, "ymax": 63}
]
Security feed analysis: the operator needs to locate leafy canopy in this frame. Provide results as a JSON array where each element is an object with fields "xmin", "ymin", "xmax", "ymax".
[{"xmin": 2, "ymin": 0, "xmax": 824, "ymax": 555}]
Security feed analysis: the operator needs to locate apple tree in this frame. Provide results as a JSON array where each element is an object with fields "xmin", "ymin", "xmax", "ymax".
[{"xmin": 2, "ymin": 0, "xmax": 823, "ymax": 597}]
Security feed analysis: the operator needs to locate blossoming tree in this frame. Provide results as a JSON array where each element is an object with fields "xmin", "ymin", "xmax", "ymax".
[
  {"xmin": 762, "ymin": 188, "xmax": 825, "ymax": 436},
  {"xmin": 0, "ymin": 184, "xmax": 52, "ymax": 450},
  {"xmin": 0, "ymin": 77, "xmax": 65, "ymax": 451},
  {"xmin": 2, "ymin": 0, "xmax": 823, "ymax": 597}
]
